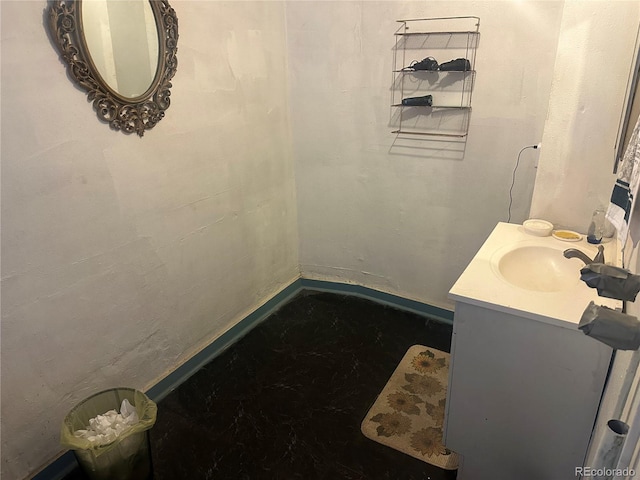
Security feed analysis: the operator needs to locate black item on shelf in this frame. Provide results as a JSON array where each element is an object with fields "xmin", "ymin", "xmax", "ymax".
[
  {"xmin": 439, "ymin": 58, "xmax": 472, "ymax": 71},
  {"xmin": 401, "ymin": 95, "xmax": 433, "ymax": 107},
  {"xmin": 407, "ymin": 57, "xmax": 439, "ymax": 71}
]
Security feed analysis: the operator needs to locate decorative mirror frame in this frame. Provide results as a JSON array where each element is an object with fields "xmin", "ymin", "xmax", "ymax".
[{"xmin": 48, "ymin": 0, "xmax": 178, "ymax": 137}]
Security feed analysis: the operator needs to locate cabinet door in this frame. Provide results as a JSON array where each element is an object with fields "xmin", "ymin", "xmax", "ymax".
[{"xmin": 443, "ymin": 302, "xmax": 612, "ymax": 480}]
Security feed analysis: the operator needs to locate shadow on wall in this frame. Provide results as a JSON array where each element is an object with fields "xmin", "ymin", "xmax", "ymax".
[{"xmin": 389, "ymin": 134, "xmax": 468, "ymax": 161}]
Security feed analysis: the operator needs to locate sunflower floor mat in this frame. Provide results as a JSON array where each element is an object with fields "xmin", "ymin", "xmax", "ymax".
[{"xmin": 360, "ymin": 345, "xmax": 459, "ymax": 470}]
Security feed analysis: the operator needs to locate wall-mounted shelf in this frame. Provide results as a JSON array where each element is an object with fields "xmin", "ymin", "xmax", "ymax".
[
  {"xmin": 391, "ymin": 16, "xmax": 480, "ymax": 138},
  {"xmin": 394, "ymin": 69, "xmax": 476, "ymax": 73},
  {"xmin": 391, "ymin": 105, "xmax": 471, "ymax": 109},
  {"xmin": 395, "ymin": 30, "xmax": 479, "ymax": 36}
]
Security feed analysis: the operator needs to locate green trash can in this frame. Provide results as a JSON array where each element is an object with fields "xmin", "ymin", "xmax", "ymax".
[{"xmin": 60, "ymin": 388, "xmax": 157, "ymax": 480}]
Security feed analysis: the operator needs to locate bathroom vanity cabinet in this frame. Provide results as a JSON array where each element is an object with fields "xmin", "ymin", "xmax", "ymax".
[
  {"xmin": 443, "ymin": 302, "xmax": 611, "ymax": 480},
  {"xmin": 444, "ymin": 223, "xmax": 620, "ymax": 480},
  {"xmin": 391, "ymin": 17, "xmax": 479, "ymax": 137}
]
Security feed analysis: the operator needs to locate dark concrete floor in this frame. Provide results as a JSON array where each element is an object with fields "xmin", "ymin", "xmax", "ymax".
[{"xmin": 64, "ymin": 291, "xmax": 456, "ymax": 480}]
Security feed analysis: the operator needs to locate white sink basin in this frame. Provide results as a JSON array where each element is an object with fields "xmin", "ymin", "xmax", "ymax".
[{"xmin": 493, "ymin": 244, "xmax": 584, "ymax": 292}]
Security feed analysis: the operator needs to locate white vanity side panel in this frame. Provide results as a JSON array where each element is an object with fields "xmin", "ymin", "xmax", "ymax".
[{"xmin": 444, "ymin": 302, "xmax": 612, "ymax": 480}]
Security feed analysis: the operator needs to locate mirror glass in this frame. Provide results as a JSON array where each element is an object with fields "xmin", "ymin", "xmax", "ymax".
[{"xmin": 81, "ymin": 0, "xmax": 159, "ymax": 99}]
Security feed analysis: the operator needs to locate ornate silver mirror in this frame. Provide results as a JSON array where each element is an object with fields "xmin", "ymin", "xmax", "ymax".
[{"xmin": 48, "ymin": 0, "xmax": 178, "ymax": 136}]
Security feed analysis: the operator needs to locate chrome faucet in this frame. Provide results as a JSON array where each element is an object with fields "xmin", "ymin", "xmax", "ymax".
[{"xmin": 563, "ymin": 245, "xmax": 605, "ymax": 264}]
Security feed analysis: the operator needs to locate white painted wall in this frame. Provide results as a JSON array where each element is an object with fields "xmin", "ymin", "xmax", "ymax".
[
  {"xmin": 1, "ymin": 1, "xmax": 298, "ymax": 478},
  {"xmin": 288, "ymin": 1, "xmax": 565, "ymax": 311},
  {"xmin": 3, "ymin": 0, "xmax": 640, "ymax": 478},
  {"xmin": 530, "ymin": 0, "xmax": 640, "ymax": 232}
]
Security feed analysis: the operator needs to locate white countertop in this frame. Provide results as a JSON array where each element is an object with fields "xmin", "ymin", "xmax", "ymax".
[{"xmin": 449, "ymin": 222, "xmax": 622, "ymax": 330}]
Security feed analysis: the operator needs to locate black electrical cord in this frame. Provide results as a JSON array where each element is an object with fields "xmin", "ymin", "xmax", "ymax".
[{"xmin": 507, "ymin": 144, "xmax": 540, "ymax": 223}]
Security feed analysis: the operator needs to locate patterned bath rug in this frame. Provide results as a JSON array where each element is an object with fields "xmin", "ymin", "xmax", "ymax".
[{"xmin": 360, "ymin": 345, "xmax": 459, "ymax": 470}]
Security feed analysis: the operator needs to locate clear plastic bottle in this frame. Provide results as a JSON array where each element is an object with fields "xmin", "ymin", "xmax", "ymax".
[{"xmin": 587, "ymin": 208, "xmax": 605, "ymax": 244}]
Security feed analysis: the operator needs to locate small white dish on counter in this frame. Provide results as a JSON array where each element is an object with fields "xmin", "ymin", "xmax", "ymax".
[{"xmin": 523, "ymin": 219, "xmax": 553, "ymax": 236}]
